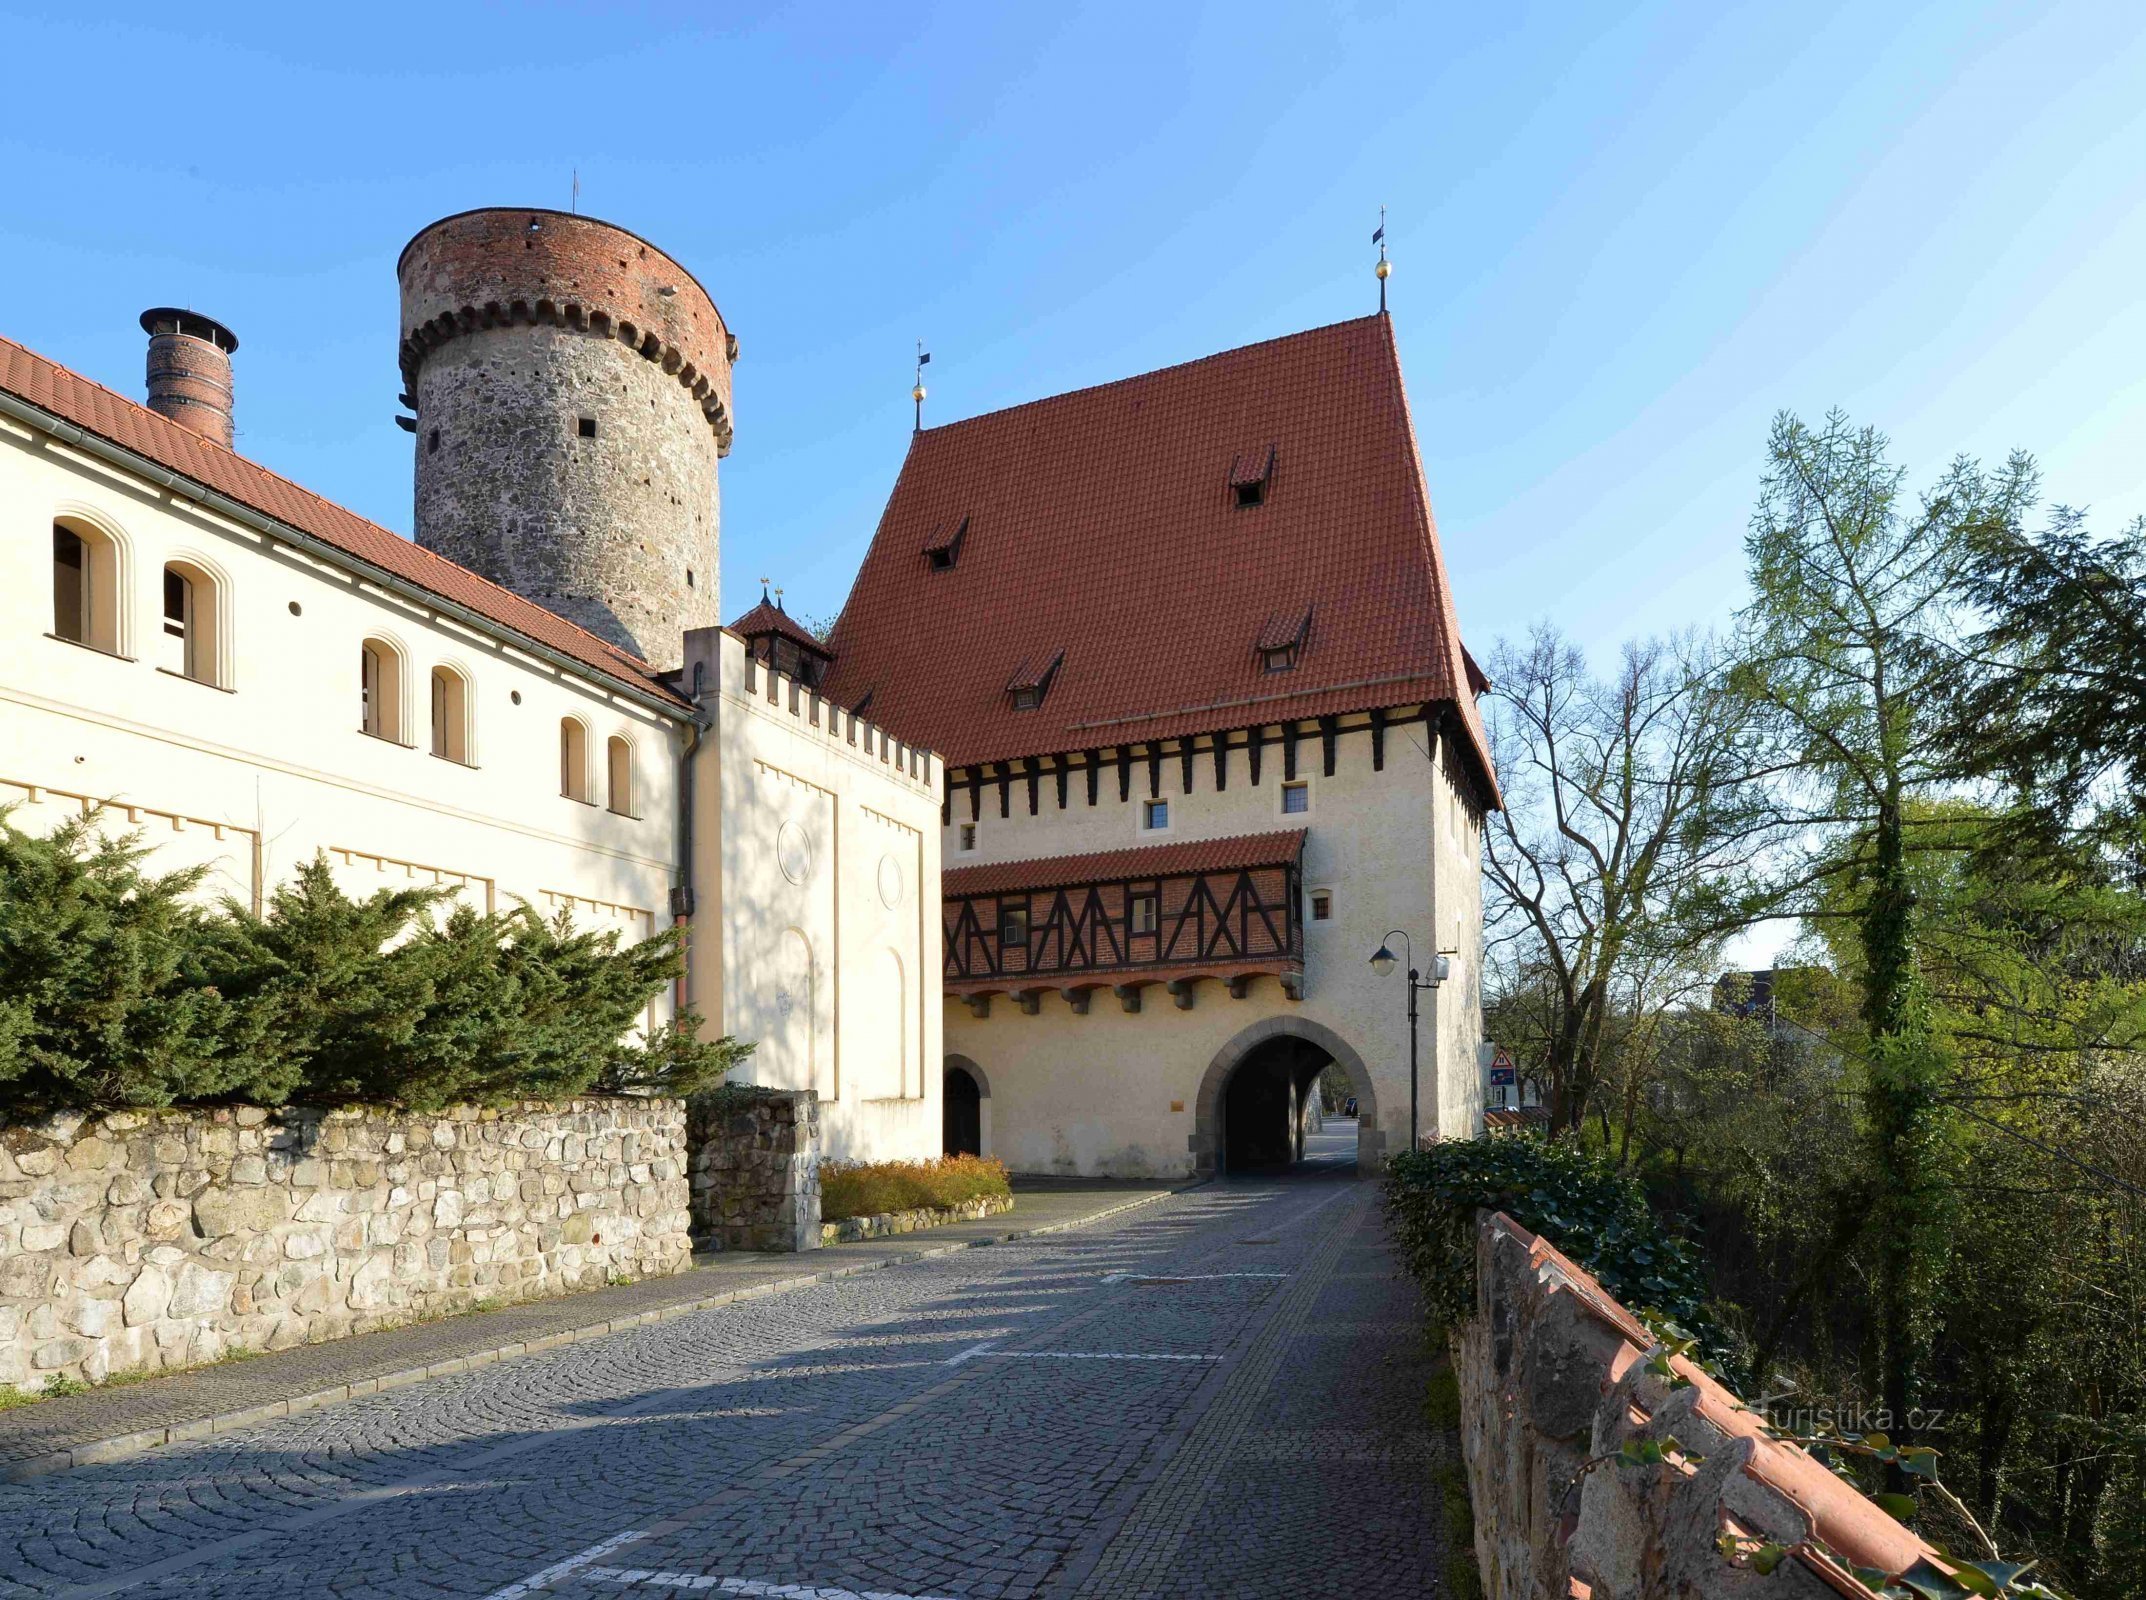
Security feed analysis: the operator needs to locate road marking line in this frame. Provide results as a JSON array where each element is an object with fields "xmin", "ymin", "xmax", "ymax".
[
  {"xmin": 942, "ymin": 1340, "xmax": 998, "ymax": 1366},
  {"xmin": 980, "ymin": 1351, "xmax": 1222, "ymax": 1362},
  {"xmin": 483, "ymin": 1530, "xmax": 652, "ymax": 1600},
  {"xmin": 582, "ymin": 1565, "xmax": 956, "ymax": 1598},
  {"xmin": 1097, "ymin": 1272, "xmax": 1287, "ymax": 1284}
]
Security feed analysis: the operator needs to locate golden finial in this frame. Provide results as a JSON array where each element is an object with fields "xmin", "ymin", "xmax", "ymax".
[
  {"xmin": 913, "ymin": 340, "xmax": 932, "ymax": 433},
  {"xmin": 1373, "ymin": 206, "xmax": 1391, "ymax": 311}
]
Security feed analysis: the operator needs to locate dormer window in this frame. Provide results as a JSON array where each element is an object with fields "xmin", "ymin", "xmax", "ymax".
[
  {"xmin": 1255, "ymin": 604, "xmax": 1313, "ymax": 674},
  {"xmin": 1229, "ymin": 446, "xmax": 1276, "ymax": 509},
  {"xmin": 923, "ymin": 515, "xmax": 969, "ymax": 571},
  {"xmin": 1006, "ymin": 648, "xmax": 1063, "ymax": 711}
]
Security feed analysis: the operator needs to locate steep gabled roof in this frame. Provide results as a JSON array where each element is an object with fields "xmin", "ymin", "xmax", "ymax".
[
  {"xmin": 821, "ymin": 315, "xmax": 1493, "ymax": 797},
  {"xmin": 0, "ymin": 332, "xmax": 686, "ymax": 709}
]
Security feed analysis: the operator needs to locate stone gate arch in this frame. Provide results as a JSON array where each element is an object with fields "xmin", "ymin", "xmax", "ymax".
[{"xmin": 1192, "ymin": 1017, "xmax": 1382, "ymax": 1177}]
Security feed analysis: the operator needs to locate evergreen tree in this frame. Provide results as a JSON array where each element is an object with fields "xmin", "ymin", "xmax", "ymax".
[{"xmin": 0, "ymin": 813, "xmax": 244, "ymax": 1112}]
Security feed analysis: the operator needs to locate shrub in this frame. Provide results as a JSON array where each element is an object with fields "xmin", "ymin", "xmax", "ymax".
[
  {"xmin": 0, "ymin": 817, "xmax": 752, "ymax": 1116},
  {"xmin": 0, "ymin": 816, "xmax": 255, "ymax": 1112},
  {"xmin": 821, "ymin": 1155, "xmax": 1011, "ymax": 1222},
  {"xmin": 1384, "ymin": 1134, "xmax": 1730, "ymax": 1370}
]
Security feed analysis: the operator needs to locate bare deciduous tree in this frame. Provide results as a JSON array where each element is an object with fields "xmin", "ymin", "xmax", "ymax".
[{"xmin": 1481, "ymin": 625, "xmax": 1760, "ymax": 1133}]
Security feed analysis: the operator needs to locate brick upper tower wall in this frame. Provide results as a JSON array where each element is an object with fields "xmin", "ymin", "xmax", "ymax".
[{"xmin": 397, "ymin": 208, "xmax": 736, "ymax": 668}]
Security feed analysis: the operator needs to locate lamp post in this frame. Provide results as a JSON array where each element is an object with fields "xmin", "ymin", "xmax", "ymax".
[{"xmin": 1369, "ymin": 930, "xmax": 1450, "ymax": 1156}]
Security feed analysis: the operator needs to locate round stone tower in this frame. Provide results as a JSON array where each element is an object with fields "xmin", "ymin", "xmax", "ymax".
[{"xmin": 397, "ymin": 208, "xmax": 735, "ymax": 667}]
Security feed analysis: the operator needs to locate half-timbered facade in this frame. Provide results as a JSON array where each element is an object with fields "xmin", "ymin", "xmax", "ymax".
[
  {"xmin": 821, "ymin": 313, "xmax": 1496, "ymax": 1178},
  {"xmin": 943, "ymin": 831, "xmax": 1305, "ymax": 1006}
]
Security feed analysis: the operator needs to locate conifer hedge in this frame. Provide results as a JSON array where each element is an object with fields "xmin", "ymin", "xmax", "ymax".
[{"xmin": 0, "ymin": 812, "xmax": 750, "ymax": 1117}]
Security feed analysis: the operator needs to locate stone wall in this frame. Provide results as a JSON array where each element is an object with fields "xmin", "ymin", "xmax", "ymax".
[
  {"xmin": 687, "ymin": 1087, "xmax": 820, "ymax": 1253},
  {"xmin": 1454, "ymin": 1212, "xmax": 1955, "ymax": 1599},
  {"xmin": 0, "ymin": 1099, "xmax": 691, "ymax": 1394}
]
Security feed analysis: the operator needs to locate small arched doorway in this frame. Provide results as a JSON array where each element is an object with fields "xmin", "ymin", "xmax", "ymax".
[{"xmin": 943, "ymin": 1060, "xmax": 983, "ymax": 1157}]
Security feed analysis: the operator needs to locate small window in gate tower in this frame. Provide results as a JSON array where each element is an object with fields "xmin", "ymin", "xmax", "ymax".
[
  {"xmin": 1130, "ymin": 893, "xmax": 1159, "ymax": 936},
  {"xmin": 999, "ymin": 905, "xmax": 1030, "ymax": 948},
  {"xmin": 1142, "ymin": 798, "xmax": 1169, "ymax": 831},
  {"xmin": 1281, "ymin": 780, "xmax": 1309, "ymax": 815},
  {"xmin": 957, "ymin": 822, "xmax": 978, "ymax": 853},
  {"xmin": 1310, "ymin": 890, "xmax": 1332, "ymax": 923}
]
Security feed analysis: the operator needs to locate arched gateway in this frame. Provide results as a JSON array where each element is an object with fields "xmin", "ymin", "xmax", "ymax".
[{"xmin": 1192, "ymin": 1018, "xmax": 1382, "ymax": 1177}]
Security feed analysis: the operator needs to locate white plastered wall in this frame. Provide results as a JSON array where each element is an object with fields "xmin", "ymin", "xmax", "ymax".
[
  {"xmin": 941, "ymin": 714, "xmax": 1485, "ymax": 1178},
  {"xmin": 687, "ymin": 628, "xmax": 942, "ymax": 1165},
  {"xmin": 0, "ymin": 415, "xmax": 682, "ymax": 999}
]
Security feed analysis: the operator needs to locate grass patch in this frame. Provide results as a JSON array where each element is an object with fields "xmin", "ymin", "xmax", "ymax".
[{"xmin": 821, "ymin": 1155, "xmax": 1012, "ymax": 1223}]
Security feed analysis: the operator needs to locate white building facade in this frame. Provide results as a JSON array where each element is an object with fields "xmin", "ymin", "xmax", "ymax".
[{"xmin": 0, "ymin": 209, "xmax": 942, "ymax": 1164}]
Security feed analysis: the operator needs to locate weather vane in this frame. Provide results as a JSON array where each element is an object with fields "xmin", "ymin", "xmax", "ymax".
[
  {"xmin": 913, "ymin": 340, "xmax": 931, "ymax": 434},
  {"xmin": 1373, "ymin": 206, "xmax": 1391, "ymax": 313}
]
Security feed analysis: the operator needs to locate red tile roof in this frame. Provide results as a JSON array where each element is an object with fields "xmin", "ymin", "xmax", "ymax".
[
  {"xmin": 0, "ymin": 332, "xmax": 687, "ymax": 709},
  {"xmin": 822, "ymin": 315, "xmax": 1494, "ymax": 796},
  {"xmin": 942, "ymin": 828, "xmax": 1304, "ymax": 898},
  {"xmin": 728, "ymin": 598, "xmax": 830, "ymax": 657},
  {"xmin": 946, "ymin": 958, "xmax": 1300, "ymax": 998}
]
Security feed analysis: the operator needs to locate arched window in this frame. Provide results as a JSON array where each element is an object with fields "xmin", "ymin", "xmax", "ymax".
[
  {"xmin": 160, "ymin": 560, "xmax": 224, "ymax": 686},
  {"xmin": 51, "ymin": 520, "xmax": 124, "ymax": 655},
  {"xmin": 606, "ymin": 735, "xmax": 634, "ymax": 816},
  {"xmin": 360, "ymin": 638, "xmax": 406, "ymax": 742},
  {"xmin": 560, "ymin": 717, "xmax": 591, "ymax": 802},
  {"xmin": 430, "ymin": 666, "xmax": 471, "ymax": 764}
]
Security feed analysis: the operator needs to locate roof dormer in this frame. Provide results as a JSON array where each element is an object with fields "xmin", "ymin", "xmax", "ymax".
[
  {"xmin": 923, "ymin": 515, "xmax": 970, "ymax": 571},
  {"xmin": 1254, "ymin": 604, "xmax": 1312, "ymax": 674},
  {"xmin": 1006, "ymin": 648, "xmax": 1064, "ymax": 711},
  {"xmin": 1229, "ymin": 445, "xmax": 1277, "ymax": 509}
]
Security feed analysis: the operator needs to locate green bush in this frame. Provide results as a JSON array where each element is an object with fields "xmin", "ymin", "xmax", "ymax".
[
  {"xmin": 821, "ymin": 1155, "xmax": 1011, "ymax": 1222},
  {"xmin": 0, "ymin": 813, "xmax": 750, "ymax": 1117},
  {"xmin": 1384, "ymin": 1135, "xmax": 1730, "ymax": 1370}
]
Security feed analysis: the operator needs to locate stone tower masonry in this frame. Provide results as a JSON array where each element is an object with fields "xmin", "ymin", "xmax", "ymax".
[{"xmin": 397, "ymin": 208, "xmax": 735, "ymax": 668}]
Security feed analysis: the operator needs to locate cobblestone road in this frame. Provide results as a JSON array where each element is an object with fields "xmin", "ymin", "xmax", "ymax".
[{"xmin": 0, "ymin": 1130, "xmax": 1444, "ymax": 1599}]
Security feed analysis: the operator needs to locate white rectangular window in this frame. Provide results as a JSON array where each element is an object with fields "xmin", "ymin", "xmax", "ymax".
[
  {"xmin": 958, "ymin": 822, "xmax": 978, "ymax": 853},
  {"xmin": 1142, "ymin": 798, "xmax": 1169, "ymax": 830},
  {"xmin": 1281, "ymin": 780, "xmax": 1309, "ymax": 815},
  {"xmin": 1310, "ymin": 890, "xmax": 1332, "ymax": 922},
  {"xmin": 1130, "ymin": 893, "xmax": 1159, "ymax": 935}
]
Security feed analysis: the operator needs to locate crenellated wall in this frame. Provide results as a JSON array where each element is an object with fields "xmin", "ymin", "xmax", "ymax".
[
  {"xmin": 1455, "ymin": 1213, "xmax": 1957, "ymax": 1599},
  {"xmin": 0, "ymin": 1100, "xmax": 691, "ymax": 1394},
  {"xmin": 686, "ymin": 626, "xmax": 944, "ymax": 1167}
]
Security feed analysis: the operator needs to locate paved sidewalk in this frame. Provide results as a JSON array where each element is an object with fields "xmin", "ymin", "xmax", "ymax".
[{"xmin": 0, "ymin": 1178, "xmax": 1176, "ymax": 1484}]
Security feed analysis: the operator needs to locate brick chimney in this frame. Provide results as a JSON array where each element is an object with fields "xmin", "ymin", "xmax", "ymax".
[{"xmin": 139, "ymin": 308, "xmax": 238, "ymax": 448}]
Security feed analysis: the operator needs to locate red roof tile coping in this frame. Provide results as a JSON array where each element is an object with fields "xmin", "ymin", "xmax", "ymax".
[
  {"xmin": 1487, "ymin": 1212, "xmax": 1953, "ymax": 1588},
  {"xmin": 942, "ymin": 828, "xmax": 1304, "ymax": 899},
  {"xmin": 0, "ymin": 331, "xmax": 686, "ymax": 710},
  {"xmin": 821, "ymin": 314, "xmax": 1496, "ymax": 801}
]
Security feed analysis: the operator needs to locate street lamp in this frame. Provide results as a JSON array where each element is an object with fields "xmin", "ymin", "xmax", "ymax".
[{"xmin": 1369, "ymin": 930, "xmax": 1452, "ymax": 1155}]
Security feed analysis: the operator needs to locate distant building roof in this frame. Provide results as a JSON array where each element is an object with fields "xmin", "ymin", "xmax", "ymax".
[
  {"xmin": 0, "ymin": 331, "xmax": 686, "ymax": 709},
  {"xmin": 942, "ymin": 828, "xmax": 1305, "ymax": 899},
  {"xmin": 821, "ymin": 315, "xmax": 1495, "ymax": 797},
  {"xmin": 728, "ymin": 596, "xmax": 830, "ymax": 658}
]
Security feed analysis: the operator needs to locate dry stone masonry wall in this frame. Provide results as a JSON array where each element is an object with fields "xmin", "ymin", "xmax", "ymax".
[
  {"xmin": 0, "ymin": 1099, "xmax": 690, "ymax": 1393},
  {"xmin": 687, "ymin": 1087, "xmax": 820, "ymax": 1254},
  {"xmin": 1454, "ymin": 1212, "xmax": 1954, "ymax": 1600}
]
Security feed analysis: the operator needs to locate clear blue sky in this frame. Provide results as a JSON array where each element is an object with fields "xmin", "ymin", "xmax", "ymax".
[{"xmin": 3, "ymin": 1, "xmax": 2141, "ymax": 665}]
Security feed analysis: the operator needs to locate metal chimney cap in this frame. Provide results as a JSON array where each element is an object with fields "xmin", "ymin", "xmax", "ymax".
[{"xmin": 139, "ymin": 308, "xmax": 238, "ymax": 353}]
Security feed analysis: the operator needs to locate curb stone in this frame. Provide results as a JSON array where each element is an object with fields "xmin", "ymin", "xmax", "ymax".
[{"xmin": 3, "ymin": 1186, "xmax": 1188, "ymax": 1484}]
